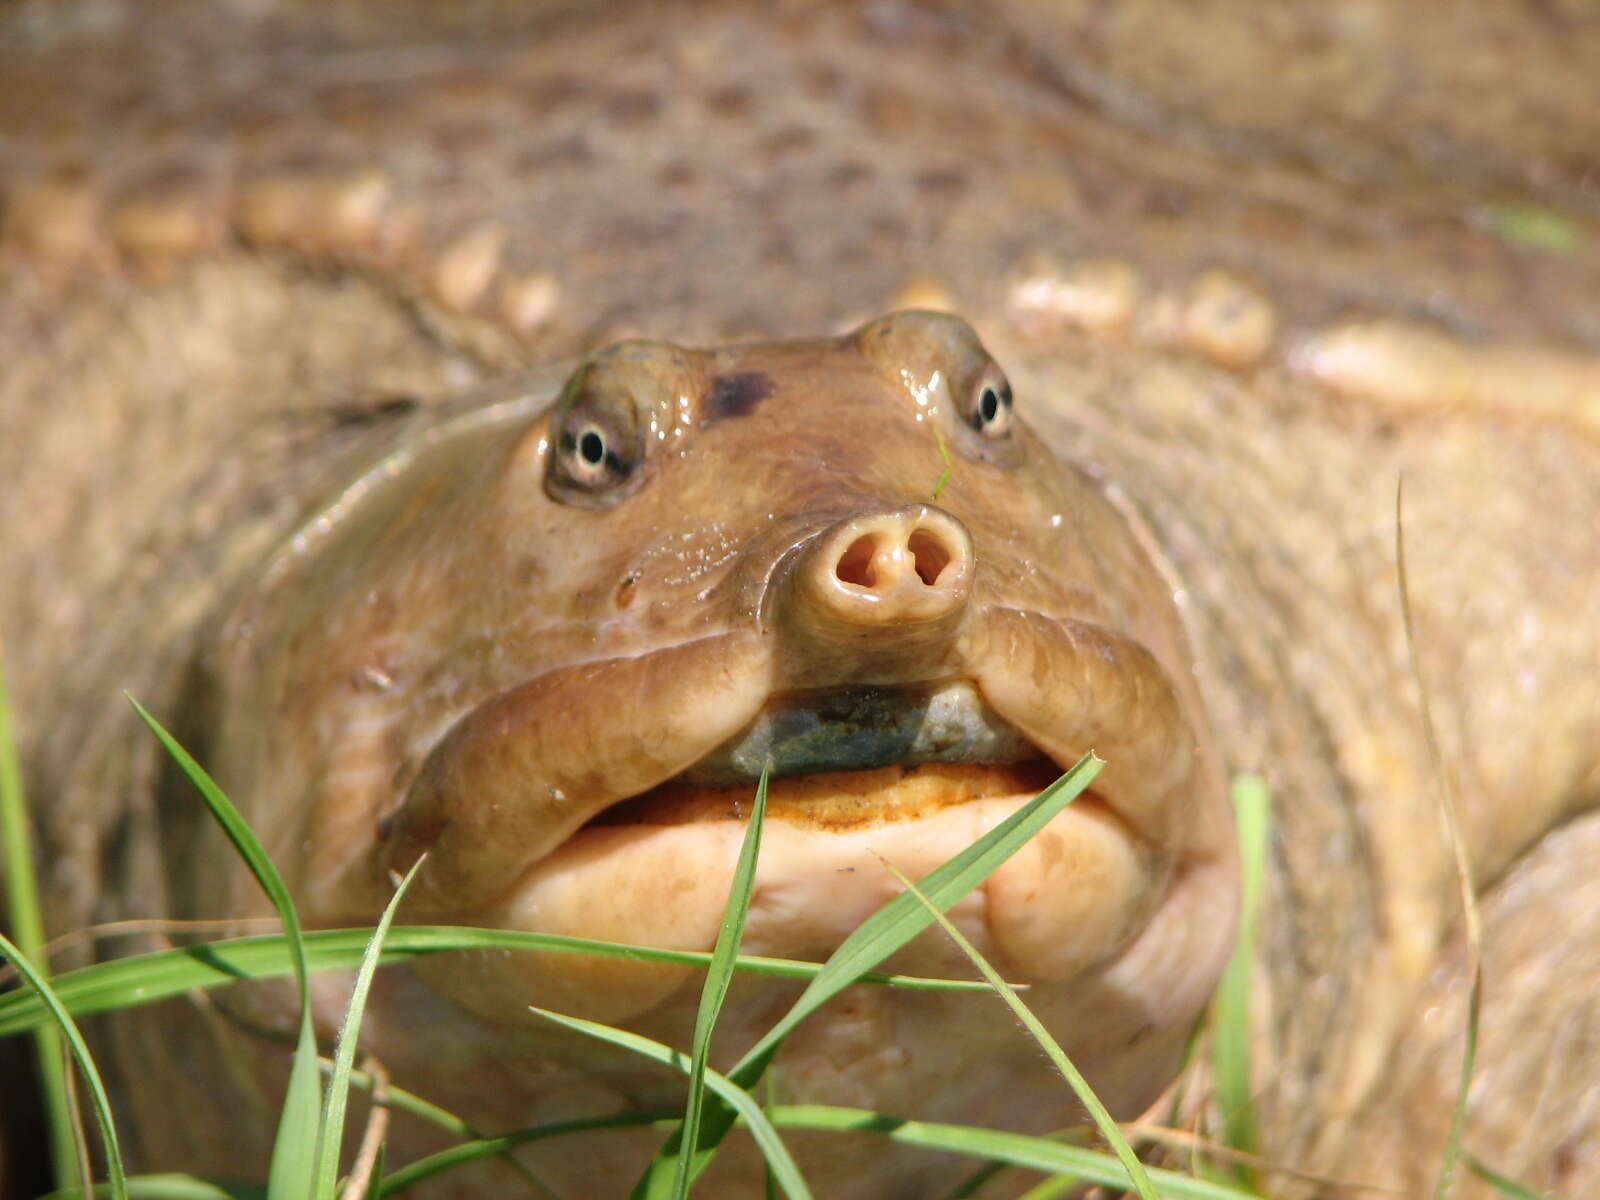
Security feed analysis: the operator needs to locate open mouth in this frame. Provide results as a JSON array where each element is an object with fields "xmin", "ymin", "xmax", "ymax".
[
  {"xmin": 388, "ymin": 611, "xmax": 1217, "ymax": 1031},
  {"xmin": 588, "ymin": 680, "xmax": 1070, "ymax": 832}
]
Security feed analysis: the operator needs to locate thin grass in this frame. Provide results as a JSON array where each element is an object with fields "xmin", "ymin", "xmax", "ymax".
[
  {"xmin": 1464, "ymin": 1154, "xmax": 1553, "ymax": 1200},
  {"xmin": 338, "ymin": 1062, "xmax": 523, "ymax": 1140},
  {"xmin": 761, "ymin": 1073, "xmax": 779, "ymax": 1200},
  {"xmin": 18, "ymin": 689, "xmax": 1535, "ymax": 1200},
  {"xmin": 765, "ymin": 1107, "xmax": 1254, "ymax": 1200},
  {"xmin": 1394, "ymin": 485, "xmax": 1483, "ymax": 1200},
  {"xmin": 0, "ymin": 930, "xmax": 128, "ymax": 1200},
  {"xmin": 335, "ymin": 1062, "xmax": 556, "ymax": 1197},
  {"xmin": 629, "ymin": 752, "xmax": 1104, "ymax": 1197},
  {"xmin": 672, "ymin": 765, "xmax": 770, "ymax": 1199},
  {"xmin": 942, "ymin": 1158, "xmax": 1011, "ymax": 1199},
  {"xmin": 373, "ymin": 1112, "xmax": 678, "ymax": 1195},
  {"xmin": 1123, "ymin": 1122, "xmax": 1398, "ymax": 1195},
  {"xmin": 312, "ymin": 857, "xmax": 424, "ymax": 1196},
  {"xmin": 930, "ymin": 425, "xmax": 956, "ymax": 500},
  {"xmin": 0, "ymin": 925, "xmax": 995, "ymax": 1039},
  {"xmin": 1209, "ymin": 774, "xmax": 1271, "ymax": 1191},
  {"xmin": 872, "ymin": 853, "xmax": 1158, "ymax": 1200},
  {"xmin": 0, "ymin": 657, "xmax": 80, "ymax": 1188},
  {"xmin": 531, "ymin": 1008, "xmax": 813, "ymax": 1199},
  {"xmin": 128, "ymin": 696, "xmax": 322, "ymax": 1198},
  {"xmin": 371, "ymin": 1103, "xmax": 1270, "ymax": 1200},
  {"xmin": 42, "ymin": 1178, "xmax": 265, "ymax": 1200},
  {"xmin": 1013, "ymin": 1175, "xmax": 1078, "ymax": 1200}
]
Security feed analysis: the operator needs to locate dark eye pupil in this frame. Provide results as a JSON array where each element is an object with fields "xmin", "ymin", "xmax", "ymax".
[
  {"xmin": 980, "ymin": 387, "xmax": 1000, "ymax": 424},
  {"xmin": 579, "ymin": 430, "xmax": 606, "ymax": 465}
]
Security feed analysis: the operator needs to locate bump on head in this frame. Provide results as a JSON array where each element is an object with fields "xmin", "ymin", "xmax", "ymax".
[
  {"xmin": 854, "ymin": 310, "xmax": 1022, "ymax": 464},
  {"xmin": 544, "ymin": 341, "xmax": 700, "ymax": 509}
]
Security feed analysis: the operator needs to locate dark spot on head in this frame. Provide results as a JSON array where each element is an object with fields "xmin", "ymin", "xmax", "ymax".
[{"xmin": 704, "ymin": 371, "xmax": 773, "ymax": 422}]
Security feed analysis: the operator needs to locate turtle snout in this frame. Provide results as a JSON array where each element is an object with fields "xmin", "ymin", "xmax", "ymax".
[{"xmin": 801, "ymin": 505, "xmax": 973, "ymax": 627}]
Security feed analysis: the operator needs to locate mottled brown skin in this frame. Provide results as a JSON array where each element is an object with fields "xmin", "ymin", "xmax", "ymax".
[{"xmin": 2, "ymin": 1, "xmax": 1600, "ymax": 1197}]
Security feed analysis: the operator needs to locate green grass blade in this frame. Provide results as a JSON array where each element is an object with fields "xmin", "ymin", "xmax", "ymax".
[
  {"xmin": 1464, "ymin": 1154, "xmax": 1552, "ymax": 1200},
  {"xmin": 126, "ymin": 697, "xmax": 320, "ymax": 1199},
  {"xmin": 767, "ymin": 1106, "xmax": 1254, "ymax": 1200},
  {"xmin": 361, "ymin": 1145, "xmax": 386, "ymax": 1200},
  {"xmin": 126, "ymin": 698, "xmax": 310, "ymax": 996},
  {"xmin": 312, "ymin": 857, "xmax": 425, "ymax": 1197},
  {"xmin": 672, "ymin": 766, "xmax": 770, "ymax": 1199},
  {"xmin": 272, "ymin": 996, "xmax": 323, "ymax": 1198},
  {"xmin": 0, "ymin": 931, "xmax": 128, "ymax": 1200},
  {"xmin": 530, "ymin": 1007, "xmax": 813, "ymax": 1200},
  {"xmin": 0, "ymin": 926, "xmax": 995, "ymax": 1038},
  {"xmin": 942, "ymin": 1160, "xmax": 1009, "ymax": 1199},
  {"xmin": 43, "ymin": 1175, "xmax": 266, "ymax": 1199},
  {"xmin": 1210, "ymin": 774, "xmax": 1270, "ymax": 1188},
  {"xmin": 363, "ymin": 1144, "xmax": 388, "ymax": 1200},
  {"xmin": 734, "ymin": 753, "xmax": 1100, "ymax": 1070},
  {"xmin": 930, "ymin": 425, "xmax": 956, "ymax": 500},
  {"xmin": 643, "ymin": 753, "xmax": 1103, "ymax": 1195},
  {"xmin": 1015, "ymin": 1176, "xmax": 1082, "ymax": 1200},
  {"xmin": 762, "ymin": 1074, "xmax": 779, "ymax": 1200},
  {"xmin": 336, "ymin": 1066, "xmax": 473, "ymax": 1138},
  {"xmin": 0, "ymin": 656, "xmax": 79, "ymax": 1188},
  {"xmin": 372, "ymin": 1112, "xmax": 676, "ymax": 1196},
  {"xmin": 873, "ymin": 857, "xmax": 1158, "ymax": 1200},
  {"xmin": 373, "ymin": 1102, "xmax": 1263, "ymax": 1200},
  {"xmin": 336, "ymin": 1057, "xmax": 565, "ymax": 1195}
]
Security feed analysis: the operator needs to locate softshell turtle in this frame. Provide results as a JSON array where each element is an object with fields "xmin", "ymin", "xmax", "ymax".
[{"xmin": 2, "ymin": 2, "xmax": 1598, "ymax": 1196}]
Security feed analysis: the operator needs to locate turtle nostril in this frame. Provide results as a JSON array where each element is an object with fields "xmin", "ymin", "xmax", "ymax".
[
  {"xmin": 835, "ymin": 534, "xmax": 880, "ymax": 588},
  {"xmin": 907, "ymin": 528, "xmax": 952, "ymax": 587}
]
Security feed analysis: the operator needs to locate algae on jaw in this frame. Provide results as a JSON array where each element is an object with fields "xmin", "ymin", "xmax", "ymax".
[{"xmin": 680, "ymin": 681, "xmax": 1034, "ymax": 786}]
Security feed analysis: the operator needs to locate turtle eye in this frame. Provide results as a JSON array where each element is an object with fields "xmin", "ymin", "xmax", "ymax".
[
  {"xmin": 966, "ymin": 364, "xmax": 1014, "ymax": 438},
  {"xmin": 556, "ymin": 415, "xmax": 633, "ymax": 492}
]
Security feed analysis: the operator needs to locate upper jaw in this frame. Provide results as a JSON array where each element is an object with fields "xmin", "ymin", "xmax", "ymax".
[{"xmin": 673, "ymin": 679, "xmax": 1037, "ymax": 787}]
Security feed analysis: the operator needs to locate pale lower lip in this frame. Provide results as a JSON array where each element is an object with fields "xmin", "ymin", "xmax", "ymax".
[{"xmin": 448, "ymin": 792, "xmax": 1156, "ymax": 1027}]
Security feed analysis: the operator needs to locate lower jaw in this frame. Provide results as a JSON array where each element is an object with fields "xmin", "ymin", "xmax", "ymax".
[
  {"xmin": 590, "ymin": 758, "xmax": 1064, "ymax": 830},
  {"xmin": 425, "ymin": 766, "xmax": 1159, "ymax": 1029}
]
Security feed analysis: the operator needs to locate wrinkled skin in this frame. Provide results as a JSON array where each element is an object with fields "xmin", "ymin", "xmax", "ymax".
[{"xmin": 2, "ymin": 2, "xmax": 1599, "ymax": 1197}]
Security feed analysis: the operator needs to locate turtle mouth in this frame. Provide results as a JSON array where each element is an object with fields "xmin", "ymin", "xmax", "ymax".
[
  {"xmin": 584, "ymin": 680, "xmax": 1072, "ymax": 832},
  {"xmin": 400, "ymin": 613, "xmax": 1226, "ymax": 1034},
  {"xmin": 378, "ymin": 610, "xmax": 1191, "ymax": 924}
]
